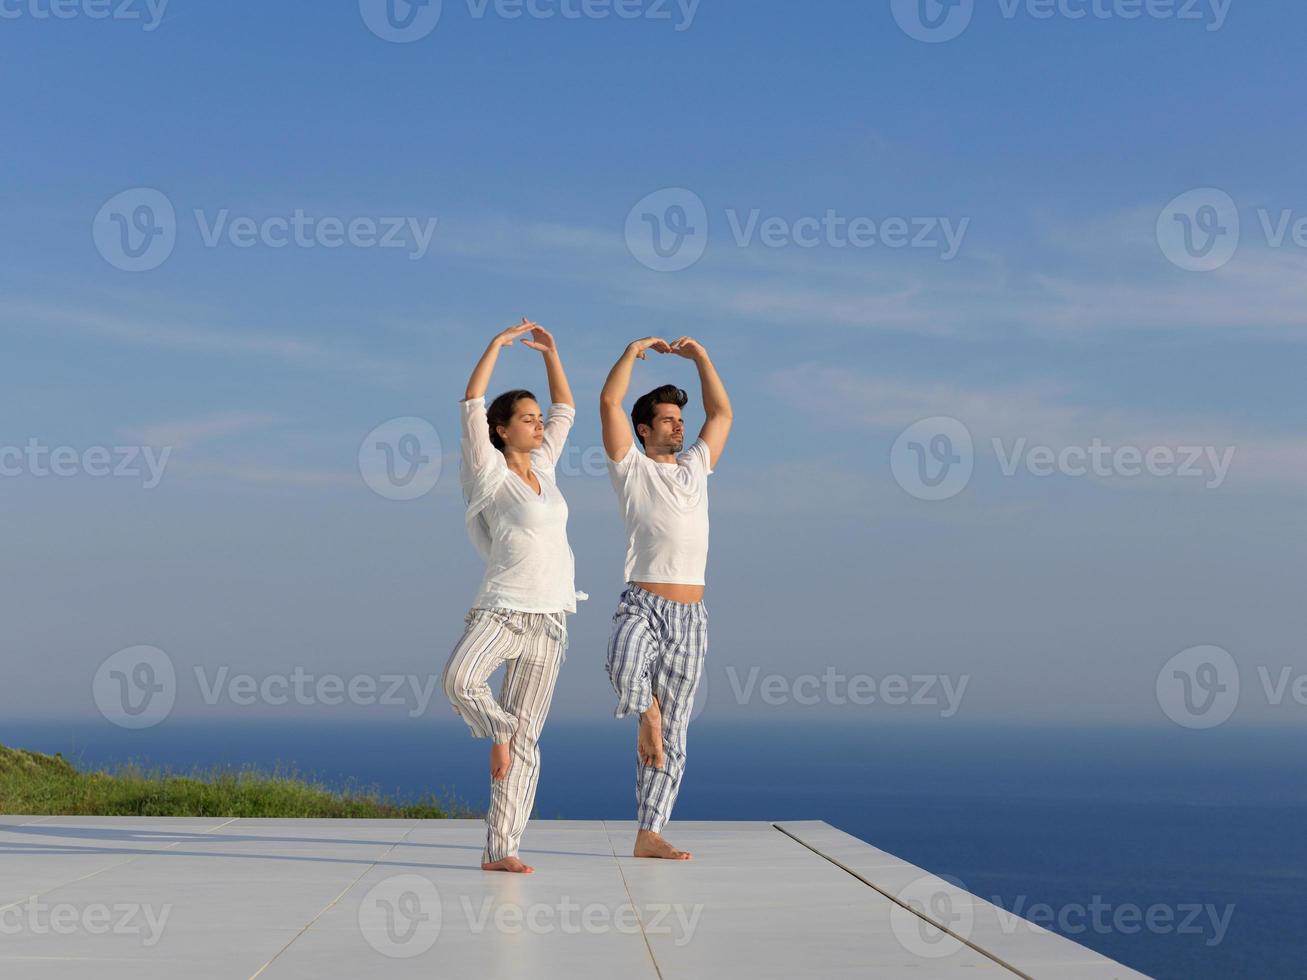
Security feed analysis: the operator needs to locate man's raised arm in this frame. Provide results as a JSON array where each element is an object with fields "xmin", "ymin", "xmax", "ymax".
[
  {"xmin": 600, "ymin": 337, "xmax": 670, "ymax": 462},
  {"xmin": 671, "ymin": 337, "xmax": 732, "ymax": 470}
]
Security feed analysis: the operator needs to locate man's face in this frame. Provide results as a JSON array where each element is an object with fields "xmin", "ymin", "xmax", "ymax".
[{"xmin": 642, "ymin": 403, "xmax": 684, "ymax": 454}]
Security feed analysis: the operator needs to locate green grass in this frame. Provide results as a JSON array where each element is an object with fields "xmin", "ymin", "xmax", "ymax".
[{"xmin": 0, "ymin": 742, "xmax": 472, "ymax": 819}]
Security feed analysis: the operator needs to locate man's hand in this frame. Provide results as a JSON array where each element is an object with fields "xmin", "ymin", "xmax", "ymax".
[
  {"xmin": 629, "ymin": 336, "xmax": 673, "ymax": 360},
  {"xmin": 668, "ymin": 336, "xmax": 706, "ymax": 360}
]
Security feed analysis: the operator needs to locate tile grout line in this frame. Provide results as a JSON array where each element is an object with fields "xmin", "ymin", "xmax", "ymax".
[
  {"xmin": 246, "ymin": 818, "xmax": 424, "ymax": 980},
  {"xmin": 601, "ymin": 821, "xmax": 666, "ymax": 980},
  {"xmin": 0, "ymin": 815, "xmax": 240, "ymax": 915},
  {"xmin": 771, "ymin": 823, "xmax": 1033, "ymax": 980}
]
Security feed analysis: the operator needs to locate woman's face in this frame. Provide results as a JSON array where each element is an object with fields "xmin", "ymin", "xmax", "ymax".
[{"xmin": 497, "ymin": 399, "xmax": 544, "ymax": 452}]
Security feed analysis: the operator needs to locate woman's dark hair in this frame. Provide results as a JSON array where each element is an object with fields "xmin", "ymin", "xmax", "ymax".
[
  {"xmin": 486, "ymin": 389, "xmax": 539, "ymax": 451},
  {"xmin": 631, "ymin": 384, "xmax": 688, "ymax": 448}
]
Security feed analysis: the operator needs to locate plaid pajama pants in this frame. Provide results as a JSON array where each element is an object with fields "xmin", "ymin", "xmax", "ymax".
[
  {"xmin": 441, "ymin": 606, "xmax": 567, "ymax": 865},
  {"xmin": 605, "ymin": 583, "xmax": 708, "ymax": 833}
]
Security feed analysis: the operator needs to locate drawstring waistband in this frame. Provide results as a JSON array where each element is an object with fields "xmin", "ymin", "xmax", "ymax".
[
  {"xmin": 543, "ymin": 610, "xmax": 570, "ymax": 663},
  {"xmin": 550, "ymin": 590, "xmax": 587, "ymax": 663},
  {"xmin": 543, "ymin": 610, "xmax": 566, "ymax": 640},
  {"xmin": 465, "ymin": 591, "xmax": 586, "ymax": 664}
]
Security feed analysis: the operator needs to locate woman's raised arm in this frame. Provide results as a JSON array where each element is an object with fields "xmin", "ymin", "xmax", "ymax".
[
  {"xmin": 522, "ymin": 323, "xmax": 576, "ymax": 468},
  {"xmin": 464, "ymin": 318, "xmax": 536, "ymax": 401}
]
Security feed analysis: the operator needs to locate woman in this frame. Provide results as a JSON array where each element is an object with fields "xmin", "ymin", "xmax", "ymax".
[{"xmin": 441, "ymin": 318, "xmax": 586, "ymax": 874}]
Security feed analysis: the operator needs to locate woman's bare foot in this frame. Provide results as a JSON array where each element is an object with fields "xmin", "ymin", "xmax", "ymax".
[
  {"xmin": 634, "ymin": 829, "xmax": 692, "ymax": 860},
  {"xmin": 482, "ymin": 856, "xmax": 534, "ymax": 873},
  {"xmin": 490, "ymin": 741, "xmax": 511, "ymax": 780},
  {"xmin": 638, "ymin": 701, "xmax": 664, "ymax": 769}
]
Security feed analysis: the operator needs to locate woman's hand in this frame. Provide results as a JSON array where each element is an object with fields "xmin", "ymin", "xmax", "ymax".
[
  {"xmin": 492, "ymin": 317, "xmax": 537, "ymax": 349},
  {"xmin": 466, "ymin": 318, "xmax": 542, "ymax": 402},
  {"xmin": 521, "ymin": 322, "xmax": 558, "ymax": 356}
]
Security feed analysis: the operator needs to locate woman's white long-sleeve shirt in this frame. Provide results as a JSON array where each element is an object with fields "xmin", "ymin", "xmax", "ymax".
[{"xmin": 459, "ymin": 396, "xmax": 586, "ymax": 614}]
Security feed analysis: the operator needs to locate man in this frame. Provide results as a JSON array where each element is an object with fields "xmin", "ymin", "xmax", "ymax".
[{"xmin": 600, "ymin": 335, "xmax": 733, "ymax": 860}]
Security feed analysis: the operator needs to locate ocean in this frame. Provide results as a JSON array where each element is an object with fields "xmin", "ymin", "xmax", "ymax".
[{"xmin": 3, "ymin": 718, "xmax": 1303, "ymax": 979}]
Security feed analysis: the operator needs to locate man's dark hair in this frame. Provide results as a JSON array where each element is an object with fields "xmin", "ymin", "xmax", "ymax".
[
  {"xmin": 486, "ymin": 389, "xmax": 538, "ymax": 451},
  {"xmin": 631, "ymin": 384, "xmax": 689, "ymax": 448}
]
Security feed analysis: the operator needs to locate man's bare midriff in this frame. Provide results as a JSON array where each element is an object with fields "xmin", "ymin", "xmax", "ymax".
[{"xmin": 633, "ymin": 582, "xmax": 705, "ymax": 604}]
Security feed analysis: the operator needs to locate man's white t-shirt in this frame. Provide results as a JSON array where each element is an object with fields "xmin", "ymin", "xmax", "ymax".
[
  {"xmin": 606, "ymin": 437, "xmax": 713, "ymax": 586},
  {"xmin": 459, "ymin": 396, "xmax": 584, "ymax": 614}
]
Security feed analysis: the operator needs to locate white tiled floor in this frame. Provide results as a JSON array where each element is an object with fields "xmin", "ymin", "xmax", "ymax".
[{"xmin": 0, "ymin": 817, "xmax": 1148, "ymax": 978}]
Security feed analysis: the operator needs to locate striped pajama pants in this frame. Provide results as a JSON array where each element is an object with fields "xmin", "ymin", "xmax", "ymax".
[
  {"xmin": 605, "ymin": 583, "xmax": 708, "ymax": 834},
  {"xmin": 441, "ymin": 607, "xmax": 566, "ymax": 865}
]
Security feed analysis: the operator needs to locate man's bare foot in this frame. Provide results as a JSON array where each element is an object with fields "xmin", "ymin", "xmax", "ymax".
[
  {"xmin": 482, "ymin": 856, "xmax": 534, "ymax": 873},
  {"xmin": 634, "ymin": 829, "xmax": 692, "ymax": 860},
  {"xmin": 490, "ymin": 741, "xmax": 511, "ymax": 780},
  {"xmin": 638, "ymin": 700, "xmax": 665, "ymax": 769}
]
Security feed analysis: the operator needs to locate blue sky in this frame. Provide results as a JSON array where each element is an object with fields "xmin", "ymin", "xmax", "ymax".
[{"xmin": 1, "ymin": 0, "xmax": 1303, "ymax": 729}]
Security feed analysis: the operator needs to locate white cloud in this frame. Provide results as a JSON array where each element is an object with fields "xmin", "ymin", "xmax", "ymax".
[
  {"xmin": 771, "ymin": 363, "xmax": 1307, "ymax": 491},
  {"xmin": 166, "ymin": 458, "xmax": 359, "ymax": 488},
  {"xmin": 416, "ymin": 208, "xmax": 1307, "ymax": 340},
  {"xmin": 118, "ymin": 411, "xmax": 281, "ymax": 450},
  {"xmin": 0, "ymin": 300, "xmax": 413, "ymax": 385}
]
